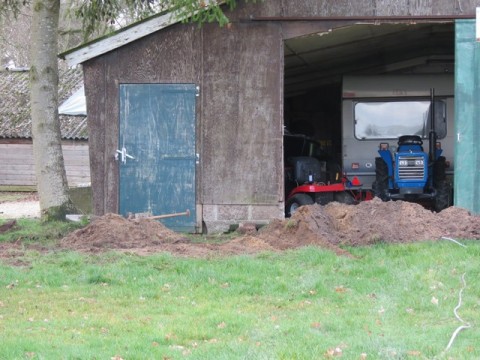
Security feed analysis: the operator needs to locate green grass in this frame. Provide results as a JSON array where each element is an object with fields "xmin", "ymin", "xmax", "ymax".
[
  {"xmin": 0, "ymin": 220, "xmax": 479, "ymax": 359},
  {"xmin": 0, "ymin": 218, "xmax": 84, "ymax": 246}
]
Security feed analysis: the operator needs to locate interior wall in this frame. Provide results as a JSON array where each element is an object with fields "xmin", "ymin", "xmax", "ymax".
[{"xmin": 284, "ymin": 84, "xmax": 342, "ymax": 162}]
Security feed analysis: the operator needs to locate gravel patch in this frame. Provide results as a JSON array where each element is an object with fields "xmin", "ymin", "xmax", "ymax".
[{"xmin": 0, "ymin": 201, "xmax": 40, "ymax": 219}]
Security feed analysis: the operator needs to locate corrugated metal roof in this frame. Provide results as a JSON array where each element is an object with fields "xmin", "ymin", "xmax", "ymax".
[{"xmin": 0, "ymin": 67, "xmax": 88, "ymax": 140}]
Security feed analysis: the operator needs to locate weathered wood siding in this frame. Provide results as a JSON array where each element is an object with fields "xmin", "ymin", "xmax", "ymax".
[
  {"xmin": 84, "ymin": 23, "xmax": 203, "ymax": 215},
  {"xmin": 0, "ymin": 140, "xmax": 90, "ymax": 187},
  {"xmin": 201, "ymin": 21, "xmax": 283, "ymax": 205},
  {"xmin": 84, "ymin": 20, "xmax": 284, "ymax": 221},
  {"xmin": 83, "ymin": 0, "xmax": 479, "ymax": 229},
  {"xmin": 232, "ymin": 0, "xmax": 475, "ymax": 17}
]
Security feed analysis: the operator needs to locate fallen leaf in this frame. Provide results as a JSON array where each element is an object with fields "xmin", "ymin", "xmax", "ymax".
[
  {"xmin": 311, "ymin": 322, "xmax": 322, "ymax": 329},
  {"xmin": 407, "ymin": 350, "xmax": 421, "ymax": 356},
  {"xmin": 110, "ymin": 356, "xmax": 124, "ymax": 360},
  {"xmin": 360, "ymin": 353, "xmax": 367, "ymax": 359},
  {"xmin": 324, "ymin": 347, "xmax": 343, "ymax": 358},
  {"xmin": 165, "ymin": 333, "xmax": 177, "ymax": 341},
  {"xmin": 217, "ymin": 322, "xmax": 226, "ymax": 329},
  {"xmin": 431, "ymin": 296, "xmax": 439, "ymax": 305}
]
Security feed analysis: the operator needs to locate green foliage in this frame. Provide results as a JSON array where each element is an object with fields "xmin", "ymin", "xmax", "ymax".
[
  {"xmin": 74, "ymin": 0, "xmax": 257, "ymax": 40},
  {"xmin": 0, "ymin": 241, "xmax": 478, "ymax": 358},
  {"xmin": 0, "ymin": 0, "xmax": 29, "ymax": 18}
]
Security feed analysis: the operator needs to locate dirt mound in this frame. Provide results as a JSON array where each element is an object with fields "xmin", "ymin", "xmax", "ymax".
[
  {"xmin": 55, "ymin": 200, "xmax": 480, "ymax": 258},
  {"xmin": 61, "ymin": 213, "xmax": 188, "ymax": 252},
  {"xmin": 260, "ymin": 198, "xmax": 480, "ymax": 250}
]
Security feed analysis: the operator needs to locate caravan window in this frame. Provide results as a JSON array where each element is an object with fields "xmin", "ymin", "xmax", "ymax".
[{"xmin": 354, "ymin": 100, "xmax": 447, "ymax": 140}]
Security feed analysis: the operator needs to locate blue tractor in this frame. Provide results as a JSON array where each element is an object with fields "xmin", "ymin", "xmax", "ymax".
[{"xmin": 372, "ymin": 134, "xmax": 451, "ymax": 211}]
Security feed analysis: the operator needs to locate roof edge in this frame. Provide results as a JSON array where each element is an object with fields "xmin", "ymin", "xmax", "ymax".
[{"xmin": 60, "ymin": 0, "xmax": 225, "ymax": 67}]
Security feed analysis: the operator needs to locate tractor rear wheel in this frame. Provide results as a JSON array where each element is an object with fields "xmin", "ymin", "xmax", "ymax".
[
  {"xmin": 434, "ymin": 180, "xmax": 451, "ymax": 212},
  {"xmin": 372, "ymin": 157, "xmax": 389, "ymax": 201},
  {"xmin": 285, "ymin": 193, "xmax": 314, "ymax": 217},
  {"xmin": 433, "ymin": 156, "xmax": 451, "ymax": 211},
  {"xmin": 333, "ymin": 191, "xmax": 355, "ymax": 204},
  {"xmin": 433, "ymin": 156, "xmax": 447, "ymax": 183}
]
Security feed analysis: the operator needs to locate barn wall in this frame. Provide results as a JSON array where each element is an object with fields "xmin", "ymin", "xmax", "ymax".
[
  {"xmin": 232, "ymin": 0, "xmax": 475, "ymax": 17},
  {"xmin": 84, "ymin": 23, "xmax": 203, "ymax": 216},
  {"xmin": 83, "ymin": 0, "xmax": 480, "ymax": 231},
  {"xmin": 0, "ymin": 139, "xmax": 90, "ymax": 187},
  {"xmin": 84, "ymin": 20, "xmax": 284, "ymax": 231},
  {"xmin": 200, "ymin": 21, "xmax": 284, "ymax": 230}
]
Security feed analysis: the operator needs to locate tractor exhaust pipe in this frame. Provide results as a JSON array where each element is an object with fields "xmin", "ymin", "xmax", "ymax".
[{"xmin": 429, "ymin": 88, "xmax": 437, "ymax": 164}]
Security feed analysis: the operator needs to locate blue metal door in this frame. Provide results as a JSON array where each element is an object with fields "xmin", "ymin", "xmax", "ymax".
[{"xmin": 119, "ymin": 84, "xmax": 197, "ymax": 231}]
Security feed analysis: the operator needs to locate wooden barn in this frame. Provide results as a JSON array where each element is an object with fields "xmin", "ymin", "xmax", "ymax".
[
  {"xmin": 61, "ymin": 1, "xmax": 480, "ymax": 232},
  {"xmin": 0, "ymin": 67, "xmax": 90, "ymax": 189}
]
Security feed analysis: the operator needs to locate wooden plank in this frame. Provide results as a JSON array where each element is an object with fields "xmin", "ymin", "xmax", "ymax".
[
  {"xmin": 1, "ymin": 173, "xmax": 36, "ymax": 179},
  {"xmin": 280, "ymin": 0, "xmax": 375, "ymax": 17},
  {"xmin": 0, "ymin": 135, "xmax": 90, "ymax": 188},
  {"xmin": 0, "ymin": 157, "xmax": 35, "ymax": 164},
  {"xmin": 84, "ymin": 58, "xmax": 106, "ymax": 215},
  {"xmin": 0, "ymin": 180, "xmax": 37, "ymax": 186}
]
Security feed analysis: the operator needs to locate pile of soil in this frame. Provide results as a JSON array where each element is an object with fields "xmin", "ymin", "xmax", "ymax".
[
  {"xmin": 56, "ymin": 200, "xmax": 480, "ymax": 258},
  {"xmin": 253, "ymin": 198, "xmax": 479, "ymax": 256}
]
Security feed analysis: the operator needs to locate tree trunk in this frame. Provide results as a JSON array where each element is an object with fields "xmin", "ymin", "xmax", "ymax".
[{"xmin": 30, "ymin": 0, "xmax": 74, "ymax": 221}]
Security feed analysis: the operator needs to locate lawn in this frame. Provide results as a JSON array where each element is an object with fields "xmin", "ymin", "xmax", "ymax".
[{"xmin": 0, "ymin": 221, "xmax": 478, "ymax": 359}]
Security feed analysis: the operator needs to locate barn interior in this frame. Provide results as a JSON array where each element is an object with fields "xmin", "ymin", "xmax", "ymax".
[{"xmin": 283, "ymin": 21, "xmax": 455, "ymax": 165}]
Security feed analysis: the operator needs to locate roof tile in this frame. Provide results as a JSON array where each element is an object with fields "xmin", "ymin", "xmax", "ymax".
[{"xmin": 0, "ymin": 67, "xmax": 88, "ymax": 140}]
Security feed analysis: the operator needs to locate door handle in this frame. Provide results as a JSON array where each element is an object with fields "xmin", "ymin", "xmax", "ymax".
[{"xmin": 115, "ymin": 147, "xmax": 135, "ymax": 164}]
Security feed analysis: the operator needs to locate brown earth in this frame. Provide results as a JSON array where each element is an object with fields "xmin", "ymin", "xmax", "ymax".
[
  {"xmin": 1, "ymin": 199, "xmax": 479, "ymax": 260},
  {"xmin": 59, "ymin": 198, "xmax": 479, "ymax": 258}
]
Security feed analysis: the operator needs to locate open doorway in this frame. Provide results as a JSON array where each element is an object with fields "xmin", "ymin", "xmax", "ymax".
[{"xmin": 283, "ymin": 21, "xmax": 455, "ymax": 211}]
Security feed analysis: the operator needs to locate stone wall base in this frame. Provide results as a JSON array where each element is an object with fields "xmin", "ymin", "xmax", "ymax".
[{"xmin": 202, "ymin": 204, "xmax": 284, "ymax": 233}]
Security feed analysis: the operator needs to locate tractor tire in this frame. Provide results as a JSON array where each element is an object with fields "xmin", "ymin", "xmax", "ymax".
[
  {"xmin": 433, "ymin": 156, "xmax": 447, "ymax": 184},
  {"xmin": 434, "ymin": 180, "xmax": 451, "ymax": 212},
  {"xmin": 285, "ymin": 193, "xmax": 314, "ymax": 217},
  {"xmin": 372, "ymin": 157, "xmax": 389, "ymax": 201},
  {"xmin": 333, "ymin": 191, "xmax": 355, "ymax": 204}
]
